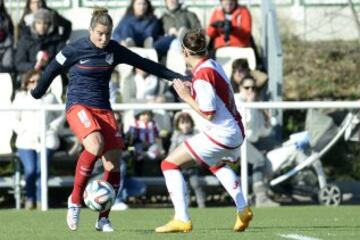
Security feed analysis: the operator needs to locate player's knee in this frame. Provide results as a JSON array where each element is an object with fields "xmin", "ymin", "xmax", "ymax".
[
  {"xmin": 86, "ymin": 142, "xmax": 104, "ymax": 156},
  {"xmin": 83, "ymin": 133, "xmax": 104, "ymax": 156},
  {"xmin": 160, "ymin": 160, "xmax": 179, "ymax": 171},
  {"xmin": 208, "ymin": 163, "xmax": 226, "ymax": 174}
]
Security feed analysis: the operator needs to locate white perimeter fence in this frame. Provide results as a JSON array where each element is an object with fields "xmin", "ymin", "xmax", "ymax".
[{"xmin": 1, "ymin": 101, "xmax": 359, "ymax": 211}]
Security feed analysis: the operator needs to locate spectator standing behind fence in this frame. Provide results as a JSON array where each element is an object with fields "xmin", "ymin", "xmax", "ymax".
[
  {"xmin": 17, "ymin": 0, "xmax": 72, "ymax": 42},
  {"xmin": 15, "ymin": 9, "xmax": 66, "ymax": 76},
  {"xmin": 168, "ymin": 112, "xmax": 206, "ymax": 208},
  {"xmin": 234, "ymin": 75, "xmax": 279, "ymax": 207},
  {"xmin": 207, "ymin": 0, "xmax": 252, "ymax": 51},
  {"xmin": 12, "ymin": 70, "xmax": 64, "ymax": 210},
  {"xmin": 153, "ymin": 0, "xmax": 202, "ymax": 58},
  {"xmin": 112, "ymin": 0, "xmax": 161, "ymax": 48},
  {"xmin": 0, "ymin": 0, "xmax": 14, "ymax": 72}
]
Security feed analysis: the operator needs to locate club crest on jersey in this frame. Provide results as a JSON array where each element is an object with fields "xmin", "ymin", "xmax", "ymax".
[{"xmin": 105, "ymin": 53, "xmax": 114, "ymax": 65}]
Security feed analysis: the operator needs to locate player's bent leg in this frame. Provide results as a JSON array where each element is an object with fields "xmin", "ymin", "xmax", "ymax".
[
  {"xmin": 210, "ymin": 164, "xmax": 253, "ymax": 232},
  {"xmin": 67, "ymin": 131, "xmax": 104, "ymax": 231},
  {"xmin": 155, "ymin": 144, "xmax": 194, "ymax": 233},
  {"xmin": 94, "ymin": 149, "xmax": 121, "ymax": 232}
]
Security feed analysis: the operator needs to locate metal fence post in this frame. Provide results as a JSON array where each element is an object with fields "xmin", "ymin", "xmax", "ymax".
[{"xmin": 40, "ymin": 108, "xmax": 48, "ymax": 211}]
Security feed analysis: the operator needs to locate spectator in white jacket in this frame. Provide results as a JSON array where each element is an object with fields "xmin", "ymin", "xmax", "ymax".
[
  {"xmin": 12, "ymin": 69, "xmax": 64, "ymax": 210},
  {"xmin": 235, "ymin": 75, "xmax": 279, "ymax": 207}
]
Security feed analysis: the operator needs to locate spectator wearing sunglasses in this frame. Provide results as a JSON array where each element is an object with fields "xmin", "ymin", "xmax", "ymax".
[
  {"xmin": 235, "ymin": 75, "xmax": 279, "ymax": 207},
  {"xmin": 230, "ymin": 58, "xmax": 267, "ymax": 95}
]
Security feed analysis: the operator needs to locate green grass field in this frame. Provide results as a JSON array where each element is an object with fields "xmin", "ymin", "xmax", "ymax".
[{"xmin": 0, "ymin": 206, "xmax": 359, "ymax": 240}]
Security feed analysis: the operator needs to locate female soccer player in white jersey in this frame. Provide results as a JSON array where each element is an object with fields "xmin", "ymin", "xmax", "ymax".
[{"xmin": 155, "ymin": 29, "xmax": 253, "ymax": 233}]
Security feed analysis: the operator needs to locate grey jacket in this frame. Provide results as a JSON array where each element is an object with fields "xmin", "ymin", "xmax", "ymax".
[{"xmin": 161, "ymin": 6, "xmax": 202, "ymax": 34}]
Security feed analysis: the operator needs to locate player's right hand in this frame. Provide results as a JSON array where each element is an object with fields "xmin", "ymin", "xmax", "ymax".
[{"xmin": 173, "ymin": 79, "xmax": 192, "ymax": 102}]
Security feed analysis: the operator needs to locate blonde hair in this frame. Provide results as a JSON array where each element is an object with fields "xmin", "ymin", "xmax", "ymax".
[{"xmin": 90, "ymin": 7, "xmax": 113, "ymax": 30}]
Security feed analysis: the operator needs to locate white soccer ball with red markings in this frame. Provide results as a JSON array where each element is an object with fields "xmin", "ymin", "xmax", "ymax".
[{"xmin": 83, "ymin": 180, "xmax": 116, "ymax": 212}]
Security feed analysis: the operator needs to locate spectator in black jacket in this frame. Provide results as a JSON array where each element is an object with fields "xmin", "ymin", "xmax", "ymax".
[
  {"xmin": 17, "ymin": 0, "xmax": 71, "ymax": 42},
  {"xmin": 15, "ymin": 8, "xmax": 66, "ymax": 76},
  {"xmin": 0, "ymin": 0, "xmax": 14, "ymax": 72}
]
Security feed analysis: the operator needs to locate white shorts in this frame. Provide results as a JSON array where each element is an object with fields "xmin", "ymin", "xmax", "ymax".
[{"xmin": 184, "ymin": 132, "xmax": 242, "ymax": 167}]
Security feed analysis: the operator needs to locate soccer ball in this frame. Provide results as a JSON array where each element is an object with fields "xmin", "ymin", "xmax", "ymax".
[{"xmin": 83, "ymin": 179, "xmax": 116, "ymax": 212}]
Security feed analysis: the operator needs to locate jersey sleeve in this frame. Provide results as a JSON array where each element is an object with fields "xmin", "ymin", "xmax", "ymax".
[
  {"xmin": 31, "ymin": 44, "xmax": 77, "ymax": 99},
  {"xmin": 193, "ymin": 79, "xmax": 216, "ymax": 115},
  {"xmin": 114, "ymin": 43, "xmax": 190, "ymax": 81},
  {"xmin": 55, "ymin": 44, "xmax": 78, "ymax": 68}
]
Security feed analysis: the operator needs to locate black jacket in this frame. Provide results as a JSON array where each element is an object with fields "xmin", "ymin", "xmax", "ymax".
[
  {"xmin": 18, "ymin": 7, "xmax": 72, "ymax": 42},
  {"xmin": 15, "ymin": 27, "xmax": 66, "ymax": 73}
]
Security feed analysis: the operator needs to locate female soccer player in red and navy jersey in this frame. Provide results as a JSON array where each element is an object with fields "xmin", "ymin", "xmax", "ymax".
[
  {"xmin": 31, "ymin": 7, "xmax": 188, "ymax": 232},
  {"xmin": 155, "ymin": 29, "xmax": 253, "ymax": 233}
]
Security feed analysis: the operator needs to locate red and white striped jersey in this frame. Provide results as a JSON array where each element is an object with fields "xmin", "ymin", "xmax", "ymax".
[
  {"xmin": 129, "ymin": 120, "xmax": 159, "ymax": 145},
  {"xmin": 191, "ymin": 58, "xmax": 245, "ymax": 148}
]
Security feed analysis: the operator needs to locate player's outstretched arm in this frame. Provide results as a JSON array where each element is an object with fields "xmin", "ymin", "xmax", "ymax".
[
  {"xmin": 31, "ymin": 59, "xmax": 63, "ymax": 99},
  {"xmin": 118, "ymin": 45, "xmax": 191, "ymax": 82}
]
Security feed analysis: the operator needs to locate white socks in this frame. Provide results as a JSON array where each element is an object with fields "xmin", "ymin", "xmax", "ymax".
[
  {"xmin": 163, "ymin": 169, "xmax": 190, "ymax": 222},
  {"xmin": 213, "ymin": 165, "xmax": 247, "ymax": 212},
  {"xmin": 163, "ymin": 164, "xmax": 247, "ymax": 219}
]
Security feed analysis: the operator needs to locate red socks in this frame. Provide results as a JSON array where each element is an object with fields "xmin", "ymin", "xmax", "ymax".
[
  {"xmin": 160, "ymin": 160, "xmax": 179, "ymax": 171},
  {"xmin": 99, "ymin": 170, "xmax": 120, "ymax": 219},
  {"xmin": 71, "ymin": 150, "xmax": 98, "ymax": 205}
]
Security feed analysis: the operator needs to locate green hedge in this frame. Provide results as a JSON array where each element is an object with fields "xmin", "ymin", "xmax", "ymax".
[{"xmin": 283, "ymin": 36, "xmax": 360, "ymax": 100}]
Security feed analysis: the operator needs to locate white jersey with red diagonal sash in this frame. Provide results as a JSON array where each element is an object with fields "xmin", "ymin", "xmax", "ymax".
[
  {"xmin": 184, "ymin": 58, "xmax": 245, "ymax": 166},
  {"xmin": 192, "ymin": 58, "xmax": 245, "ymax": 147}
]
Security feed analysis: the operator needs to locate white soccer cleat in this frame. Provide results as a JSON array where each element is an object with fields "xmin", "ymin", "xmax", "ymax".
[
  {"xmin": 95, "ymin": 217, "xmax": 114, "ymax": 232},
  {"xmin": 67, "ymin": 196, "xmax": 81, "ymax": 231}
]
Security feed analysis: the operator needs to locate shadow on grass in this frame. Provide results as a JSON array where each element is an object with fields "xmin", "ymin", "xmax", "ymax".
[
  {"xmin": 121, "ymin": 229, "xmax": 156, "ymax": 234},
  {"xmin": 119, "ymin": 224, "xmax": 360, "ymax": 235}
]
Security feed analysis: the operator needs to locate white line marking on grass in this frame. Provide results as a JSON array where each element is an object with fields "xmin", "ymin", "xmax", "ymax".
[{"xmin": 279, "ymin": 233, "xmax": 322, "ymax": 240}]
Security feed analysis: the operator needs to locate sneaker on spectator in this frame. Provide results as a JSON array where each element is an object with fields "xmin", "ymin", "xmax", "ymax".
[
  {"xmin": 111, "ymin": 201, "xmax": 129, "ymax": 211},
  {"xmin": 36, "ymin": 201, "xmax": 42, "ymax": 210},
  {"xmin": 144, "ymin": 37, "xmax": 153, "ymax": 49},
  {"xmin": 25, "ymin": 200, "xmax": 35, "ymax": 210},
  {"xmin": 125, "ymin": 38, "xmax": 135, "ymax": 47},
  {"xmin": 95, "ymin": 217, "xmax": 114, "ymax": 232},
  {"xmin": 67, "ymin": 196, "xmax": 81, "ymax": 231}
]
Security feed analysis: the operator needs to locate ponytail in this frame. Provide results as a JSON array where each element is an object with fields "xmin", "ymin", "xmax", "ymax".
[{"xmin": 90, "ymin": 7, "xmax": 113, "ymax": 30}]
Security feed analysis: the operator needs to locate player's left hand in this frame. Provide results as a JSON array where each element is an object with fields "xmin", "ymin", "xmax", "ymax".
[{"xmin": 172, "ymin": 79, "xmax": 192, "ymax": 102}]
